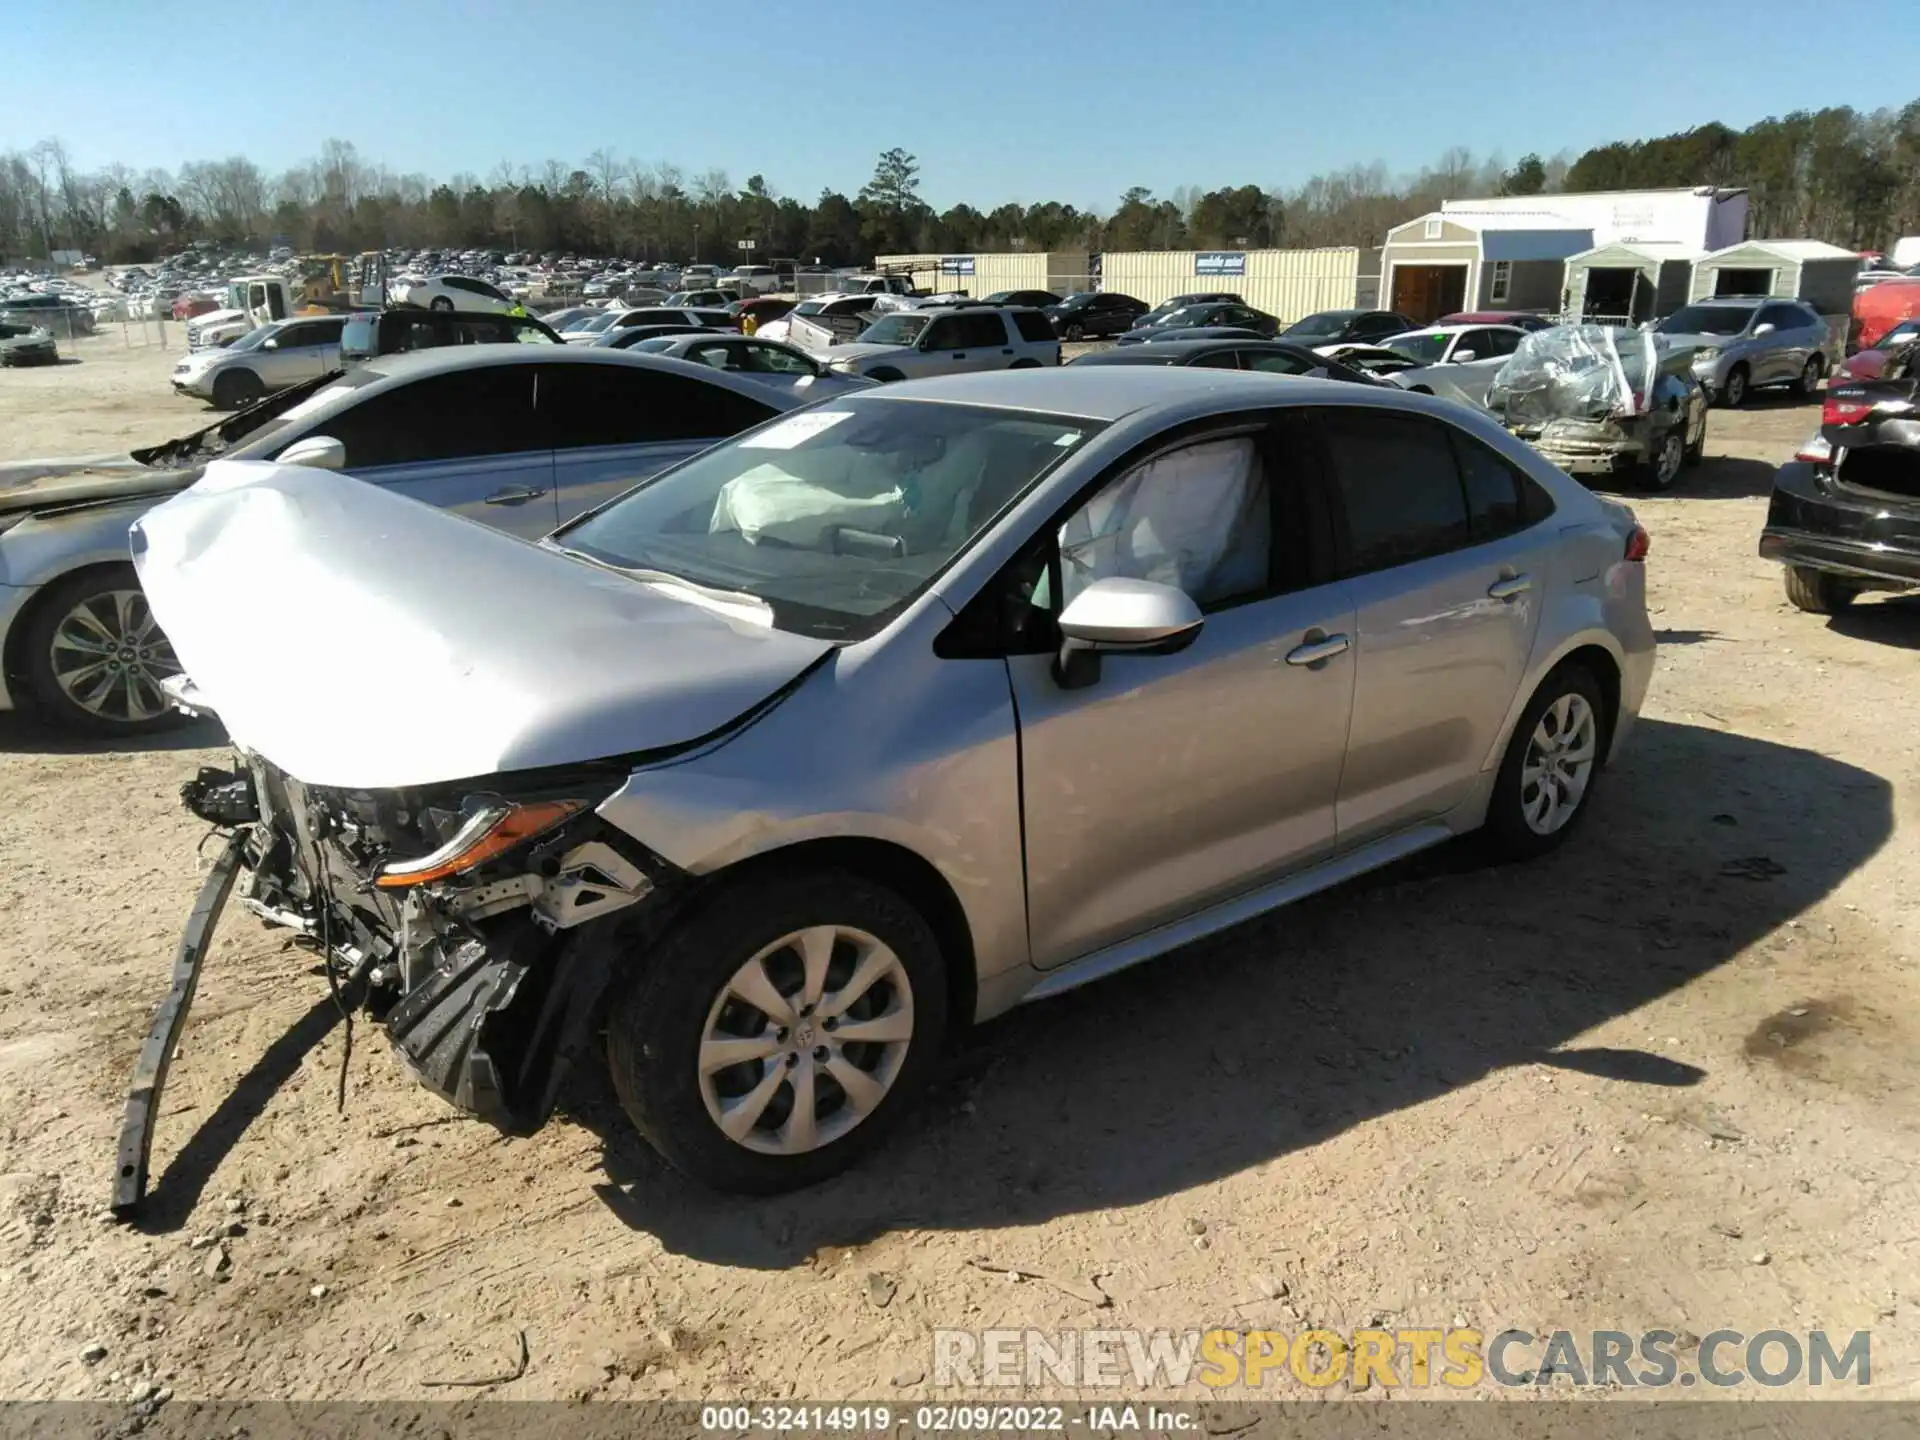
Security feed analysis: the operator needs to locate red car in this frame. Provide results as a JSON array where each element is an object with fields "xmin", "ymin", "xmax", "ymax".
[
  {"xmin": 1439, "ymin": 310, "xmax": 1553, "ymax": 330},
  {"xmin": 171, "ymin": 295, "xmax": 219, "ymax": 322},
  {"xmin": 1841, "ymin": 317, "xmax": 1920, "ymax": 380},
  {"xmin": 1853, "ymin": 278, "xmax": 1920, "ymax": 351}
]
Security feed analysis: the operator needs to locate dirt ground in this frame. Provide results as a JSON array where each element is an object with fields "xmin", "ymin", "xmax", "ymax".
[{"xmin": 0, "ymin": 333, "xmax": 1916, "ymax": 1406}]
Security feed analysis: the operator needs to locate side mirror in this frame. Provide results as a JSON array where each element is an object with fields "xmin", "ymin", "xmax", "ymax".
[
  {"xmin": 1753, "ymin": 322, "xmax": 1776, "ymax": 337},
  {"xmin": 1451, "ymin": 349, "xmax": 1478, "ymax": 363},
  {"xmin": 1054, "ymin": 577, "xmax": 1204, "ymax": 689},
  {"xmin": 277, "ymin": 435, "xmax": 346, "ymax": 470}
]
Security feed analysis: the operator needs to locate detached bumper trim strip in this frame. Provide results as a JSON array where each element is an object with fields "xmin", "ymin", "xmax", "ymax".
[{"xmin": 110, "ymin": 834, "xmax": 245, "ymax": 1217}]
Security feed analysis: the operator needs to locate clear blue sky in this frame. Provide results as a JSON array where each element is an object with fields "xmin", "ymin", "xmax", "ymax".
[{"xmin": 11, "ymin": 0, "xmax": 1919, "ymax": 212}]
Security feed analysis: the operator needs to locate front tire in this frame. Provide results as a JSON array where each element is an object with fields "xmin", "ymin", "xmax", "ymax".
[
  {"xmin": 606, "ymin": 869, "xmax": 949, "ymax": 1194},
  {"xmin": 429, "ymin": 296, "xmax": 454, "ymax": 312},
  {"xmin": 1719, "ymin": 364, "xmax": 1749, "ymax": 408},
  {"xmin": 1783, "ymin": 565, "xmax": 1855, "ymax": 614},
  {"xmin": 865, "ymin": 366, "xmax": 905, "ymax": 383},
  {"xmin": 210, "ymin": 368, "xmax": 263, "ymax": 409},
  {"xmin": 1481, "ymin": 664, "xmax": 1608, "ymax": 862},
  {"xmin": 1062, "ymin": 322, "xmax": 1085, "ymax": 341},
  {"xmin": 16, "ymin": 565, "xmax": 184, "ymax": 735}
]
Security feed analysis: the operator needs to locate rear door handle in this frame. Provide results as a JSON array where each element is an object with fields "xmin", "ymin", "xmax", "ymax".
[
  {"xmin": 1285, "ymin": 633, "xmax": 1351, "ymax": 666},
  {"xmin": 1488, "ymin": 575, "xmax": 1532, "ymax": 600},
  {"xmin": 485, "ymin": 486, "xmax": 548, "ymax": 506}
]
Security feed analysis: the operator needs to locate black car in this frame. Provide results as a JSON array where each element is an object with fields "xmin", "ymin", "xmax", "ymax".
[
  {"xmin": 1044, "ymin": 291, "xmax": 1148, "ymax": 340},
  {"xmin": 1281, "ymin": 308, "xmax": 1419, "ymax": 345},
  {"xmin": 1761, "ymin": 362, "xmax": 1920, "ymax": 614},
  {"xmin": 983, "ymin": 288, "xmax": 1062, "ymax": 309},
  {"xmin": 1116, "ymin": 301, "xmax": 1279, "ymax": 344},
  {"xmin": 1067, "ymin": 336, "xmax": 1384, "ymax": 385},
  {"xmin": 0, "ymin": 320, "xmax": 59, "ymax": 366},
  {"xmin": 340, "ymin": 308, "xmax": 561, "ymax": 366},
  {"xmin": 1137, "ymin": 291, "xmax": 1242, "ymax": 324}
]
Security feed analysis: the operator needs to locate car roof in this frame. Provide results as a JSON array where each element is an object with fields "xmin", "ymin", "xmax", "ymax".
[
  {"xmin": 349, "ymin": 344, "xmax": 777, "ymax": 395},
  {"xmin": 879, "ymin": 364, "xmax": 1432, "ymax": 423},
  {"xmin": 1691, "ymin": 296, "xmax": 1766, "ymax": 306},
  {"xmin": 1072, "ymin": 338, "xmax": 1317, "ymax": 364}
]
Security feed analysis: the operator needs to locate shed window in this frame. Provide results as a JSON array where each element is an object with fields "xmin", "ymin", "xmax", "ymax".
[
  {"xmin": 1424, "ymin": 217, "xmax": 1443, "ymax": 240},
  {"xmin": 1489, "ymin": 261, "xmax": 1512, "ymax": 303}
]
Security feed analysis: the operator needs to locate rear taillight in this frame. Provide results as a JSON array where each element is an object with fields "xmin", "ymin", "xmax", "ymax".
[
  {"xmin": 1624, "ymin": 524, "xmax": 1650, "ymax": 563},
  {"xmin": 1824, "ymin": 394, "xmax": 1873, "ymax": 426},
  {"xmin": 1795, "ymin": 433, "xmax": 1833, "ymax": 464}
]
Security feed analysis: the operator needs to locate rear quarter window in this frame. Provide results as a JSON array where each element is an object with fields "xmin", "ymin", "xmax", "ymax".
[{"xmin": 1012, "ymin": 310, "xmax": 1056, "ymax": 343}]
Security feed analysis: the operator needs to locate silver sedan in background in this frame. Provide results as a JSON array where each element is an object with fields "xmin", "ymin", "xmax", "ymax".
[
  {"xmin": 133, "ymin": 370, "xmax": 1654, "ymax": 1196},
  {"xmin": 620, "ymin": 332, "xmax": 877, "ymax": 400}
]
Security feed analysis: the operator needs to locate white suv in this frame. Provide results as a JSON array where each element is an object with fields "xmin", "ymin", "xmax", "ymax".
[{"xmin": 824, "ymin": 306, "xmax": 1059, "ymax": 382}]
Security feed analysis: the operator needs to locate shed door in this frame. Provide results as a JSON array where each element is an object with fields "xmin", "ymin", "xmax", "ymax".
[
  {"xmin": 1713, "ymin": 266, "xmax": 1777, "ymax": 298},
  {"xmin": 1390, "ymin": 264, "xmax": 1468, "ymax": 324}
]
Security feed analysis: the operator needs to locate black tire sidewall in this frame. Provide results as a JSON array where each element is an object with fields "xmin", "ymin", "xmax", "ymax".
[
  {"xmin": 212, "ymin": 369, "xmax": 259, "ymax": 409},
  {"xmin": 429, "ymin": 296, "xmax": 454, "ymax": 311},
  {"xmin": 1482, "ymin": 664, "xmax": 1609, "ymax": 863},
  {"xmin": 606, "ymin": 868, "xmax": 949, "ymax": 1194},
  {"xmin": 1723, "ymin": 366, "xmax": 1748, "ymax": 407}
]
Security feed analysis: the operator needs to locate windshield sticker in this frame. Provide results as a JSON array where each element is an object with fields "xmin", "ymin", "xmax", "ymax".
[
  {"xmin": 1053, "ymin": 431, "xmax": 1082, "ymax": 447},
  {"xmin": 739, "ymin": 411, "xmax": 856, "ymax": 450}
]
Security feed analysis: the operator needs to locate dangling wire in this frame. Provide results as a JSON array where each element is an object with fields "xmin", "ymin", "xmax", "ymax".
[{"xmin": 317, "ymin": 868, "xmax": 353, "ymax": 1115}]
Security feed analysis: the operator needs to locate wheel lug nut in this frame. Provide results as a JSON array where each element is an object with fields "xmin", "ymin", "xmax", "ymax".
[
  {"xmin": 823, "ymin": 1017, "xmax": 837, "ymax": 1031},
  {"xmin": 813, "ymin": 1046, "xmax": 828, "ymax": 1062},
  {"xmin": 786, "ymin": 1053, "xmax": 799, "ymax": 1067}
]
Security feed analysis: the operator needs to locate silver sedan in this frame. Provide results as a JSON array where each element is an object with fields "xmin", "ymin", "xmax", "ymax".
[
  {"xmin": 622, "ymin": 332, "xmax": 878, "ymax": 399},
  {"xmin": 133, "ymin": 370, "xmax": 1654, "ymax": 1196}
]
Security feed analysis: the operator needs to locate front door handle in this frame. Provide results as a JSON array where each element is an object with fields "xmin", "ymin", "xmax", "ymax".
[
  {"xmin": 1286, "ymin": 633, "xmax": 1351, "ymax": 666},
  {"xmin": 1488, "ymin": 574, "xmax": 1532, "ymax": 600},
  {"xmin": 485, "ymin": 486, "xmax": 548, "ymax": 506}
]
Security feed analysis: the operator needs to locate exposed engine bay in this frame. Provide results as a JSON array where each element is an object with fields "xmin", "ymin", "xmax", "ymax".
[{"xmin": 112, "ymin": 746, "xmax": 681, "ymax": 1215}]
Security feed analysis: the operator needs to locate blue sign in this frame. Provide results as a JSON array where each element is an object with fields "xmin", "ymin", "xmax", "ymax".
[
  {"xmin": 1195, "ymin": 251, "xmax": 1247, "ymax": 276},
  {"xmin": 938, "ymin": 255, "xmax": 976, "ymax": 276}
]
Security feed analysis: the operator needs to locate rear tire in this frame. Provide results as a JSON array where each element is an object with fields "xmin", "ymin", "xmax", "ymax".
[
  {"xmin": 1480, "ymin": 664, "xmax": 1608, "ymax": 863},
  {"xmin": 429, "ymin": 296, "xmax": 454, "ymax": 312},
  {"xmin": 1643, "ymin": 429, "xmax": 1685, "ymax": 491},
  {"xmin": 1783, "ymin": 565, "xmax": 1855, "ymax": 614},
  {"xmin": 1792, "ymin": 353, "xmax": 1825, "ymax": 398},
  {"xmin": 605, "ymin": 868, "xmax": 949, "ymax": 1194},
  {"xmin": 210, "ymin": 368, "xmax": 262, "ymax": 409},
  {"xmin": 15, "ymin": 565, "xmax": 185, "ymax": 736}
]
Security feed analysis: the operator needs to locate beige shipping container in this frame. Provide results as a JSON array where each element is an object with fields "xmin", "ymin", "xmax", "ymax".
[
  {"xmin": 1097, "ymin": 247, "xmax": 1378, "ymax": 319},
  {"xmin": 876, "ymin": 251, "xmax": 1093, "ymax": 299}
]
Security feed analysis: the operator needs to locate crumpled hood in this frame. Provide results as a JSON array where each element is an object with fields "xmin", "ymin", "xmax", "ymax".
[
  {"xmin": 0, "ymin": 459, "xmax": 188, "ymax": 514},
  {"xmin": 130, "ymin": 461, "xmax": 835, "ymax": 790}
]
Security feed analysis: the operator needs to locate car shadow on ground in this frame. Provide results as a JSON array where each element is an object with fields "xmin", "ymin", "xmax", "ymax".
[
  {"xmin": 1670, "ymin": 456, "xmax": 1779, "ymax": 501},
  {"xmin": 1826, "ymin": 595, "xmax": 1920, "ymax": 649},
  {"xmin": 579, "ymin": 716, "xmax": 1892, "ymax": 1267},
  {"xmin": 0, "ymin": 713, "xmax": 223, "ymax": 756}
]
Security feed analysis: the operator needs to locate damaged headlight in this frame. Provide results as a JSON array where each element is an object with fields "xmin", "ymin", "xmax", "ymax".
[{"xmin": 375, "ymin": 798, "xmax": 586, "ymax": 889}]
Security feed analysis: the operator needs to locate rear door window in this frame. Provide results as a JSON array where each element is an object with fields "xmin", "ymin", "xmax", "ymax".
[
  {"xmin": 1448, "ymin": 428, "xmax": 1556, "ymax": 539},
  {"xmin": 1316, "ymin": 408, "xmax": 1473, "ymax": 575},
  {"xmin": 1012, "ymin": 310, "xmax": 1056, "ymax": 343},
  {"xmin": 291, "ymin": 366, "xmax": 541, "ymax": 467},
  {"xmin": 536, "ymin": 362, "xmax": 777, "ymax": 448}
]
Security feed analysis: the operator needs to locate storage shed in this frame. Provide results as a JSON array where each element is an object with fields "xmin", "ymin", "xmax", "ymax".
[
  {"xmin": 1562, "ymin": 241, "xmax": 1701, "ymax": 325},
  {"xmin": 872, "ymin": 251, "xmax": 1091, "ymax": 300},
  {"xmin": 1095, "ymin": 247, "xmax": 1380, "ymax": 316},
  {"xmin": 1379, "ymin": 212, "xmax": 1593, "ymax": 323},
  {"xmin": 1687, "ymin": 239, "xmax": 1864, "ymax": 314}
]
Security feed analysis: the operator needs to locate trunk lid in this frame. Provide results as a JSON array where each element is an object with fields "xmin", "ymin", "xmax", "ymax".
[{"xmin": 130, "ymin": 461, "xmax": 835, "ymax": 790}]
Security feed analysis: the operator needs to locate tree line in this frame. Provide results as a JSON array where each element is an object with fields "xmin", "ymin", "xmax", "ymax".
[{"xmin": 4, "ymin": 97, "xmax": 1918, "ymax": 269}]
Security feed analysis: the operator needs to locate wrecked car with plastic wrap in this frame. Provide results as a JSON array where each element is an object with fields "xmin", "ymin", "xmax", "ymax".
[
  {"xmin": 1487, "ymin": 325, "xmax": 1708, "ymax": 490},
  {"xmin": 114, "ymin": 370, "xmax": 1655, "ymax": 1206}
]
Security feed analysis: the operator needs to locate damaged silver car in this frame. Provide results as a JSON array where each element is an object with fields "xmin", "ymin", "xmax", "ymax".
[
  {"xmin": 115, "ymin": 370, "xmax": 1654, "ymax": 1203},
  {"xmin": 1486, "ymin": 325, "xmax": 1708, "ymax": 491}
]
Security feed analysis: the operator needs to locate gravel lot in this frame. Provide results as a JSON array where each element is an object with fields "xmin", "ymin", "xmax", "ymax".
[{"xmin": 1, "ymin": 334, "xmax": 1916, "ymax": 1403}]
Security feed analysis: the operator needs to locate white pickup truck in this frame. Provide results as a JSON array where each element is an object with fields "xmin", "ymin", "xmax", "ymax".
[{"xmin": 185, "ymin": 276, "xmax": 298, "ymax": 351}]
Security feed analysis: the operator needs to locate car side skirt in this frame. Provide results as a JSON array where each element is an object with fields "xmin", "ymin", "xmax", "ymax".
[{"xmin": 1011, "ymin": 821, "xmax": 1455, "ymax": 1007}]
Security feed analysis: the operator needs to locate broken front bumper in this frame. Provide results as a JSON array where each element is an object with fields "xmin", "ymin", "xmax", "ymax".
[
  {"xmin": 111, "ymin": 759, "xmax": 671, "ymax": 1218},
  {"xmin": 1509, "ymin": 418, "xmax": 1652, "ymax": 476}
]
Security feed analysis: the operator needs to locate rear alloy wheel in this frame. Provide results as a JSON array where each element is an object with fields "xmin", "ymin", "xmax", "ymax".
[
  {"xmin": 1783, "ymin": 564, "xmax": 1856, "ymax": 614},
  {"xmin": 1792, "ymin": 353, "xmax": 1825, "ymax": 397},
  {"xmin": 606, "ymin": 869, "xmax": 947, "ymax": 1193},
  {"xmin": 1645, "ymin": 430, "xmax": 1685, "ymax": 490},
  {"xmin": 1063, "ymin": 322, "xmax": 1085, "ymax": 341},
  {"xmin": 1481, "ymin": 665, "xmax": 1607, "ymax": 862},
  {"xmin": 1720, "ymin": 364, "xmax": 1749, "ymax": 408},
  {"xmin": 19, "ymin": 566, "xmax": 183, "ymax": 734}
]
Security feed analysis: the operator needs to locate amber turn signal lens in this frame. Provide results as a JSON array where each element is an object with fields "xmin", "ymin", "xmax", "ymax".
[{"xmin": 374, "ymin": 799, "xmax": 585, "ymax": 889}]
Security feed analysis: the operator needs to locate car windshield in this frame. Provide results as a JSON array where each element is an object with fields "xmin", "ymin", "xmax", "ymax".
[
  {"xmin": 632, "ymin": 337, "xmax": 680, "ymax": 352},
  {"xmin": 1383, "ymin": 332, "xmax": 1452, "ymax": 363},
  {"xmin": 857, "ymin": 313, "xmax": 929, "ymax": 345},
  {"xmin": 1282, "ymin": 312, "xmax": 1353, "ymax": 338},
  {"xmin": 552, "ymin": 398, "xmax": 1099, "ymax": 640},
  {"xmin": 1660, "ymin": 305, "xmax": 1756, "ymax": 336},
  {"xmin": 575, "ymin": 312, "xmax": 620, "ymax": 333}
]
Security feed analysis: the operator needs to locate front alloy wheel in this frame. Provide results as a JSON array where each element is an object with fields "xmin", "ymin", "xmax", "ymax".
[
  {"xmin": 606, "ymin": 869, "xmax": 947, "ymax": 1193},
  {"xmin": 698, "ymin": 926, "xmax": 914, "ymax": 1155}
]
